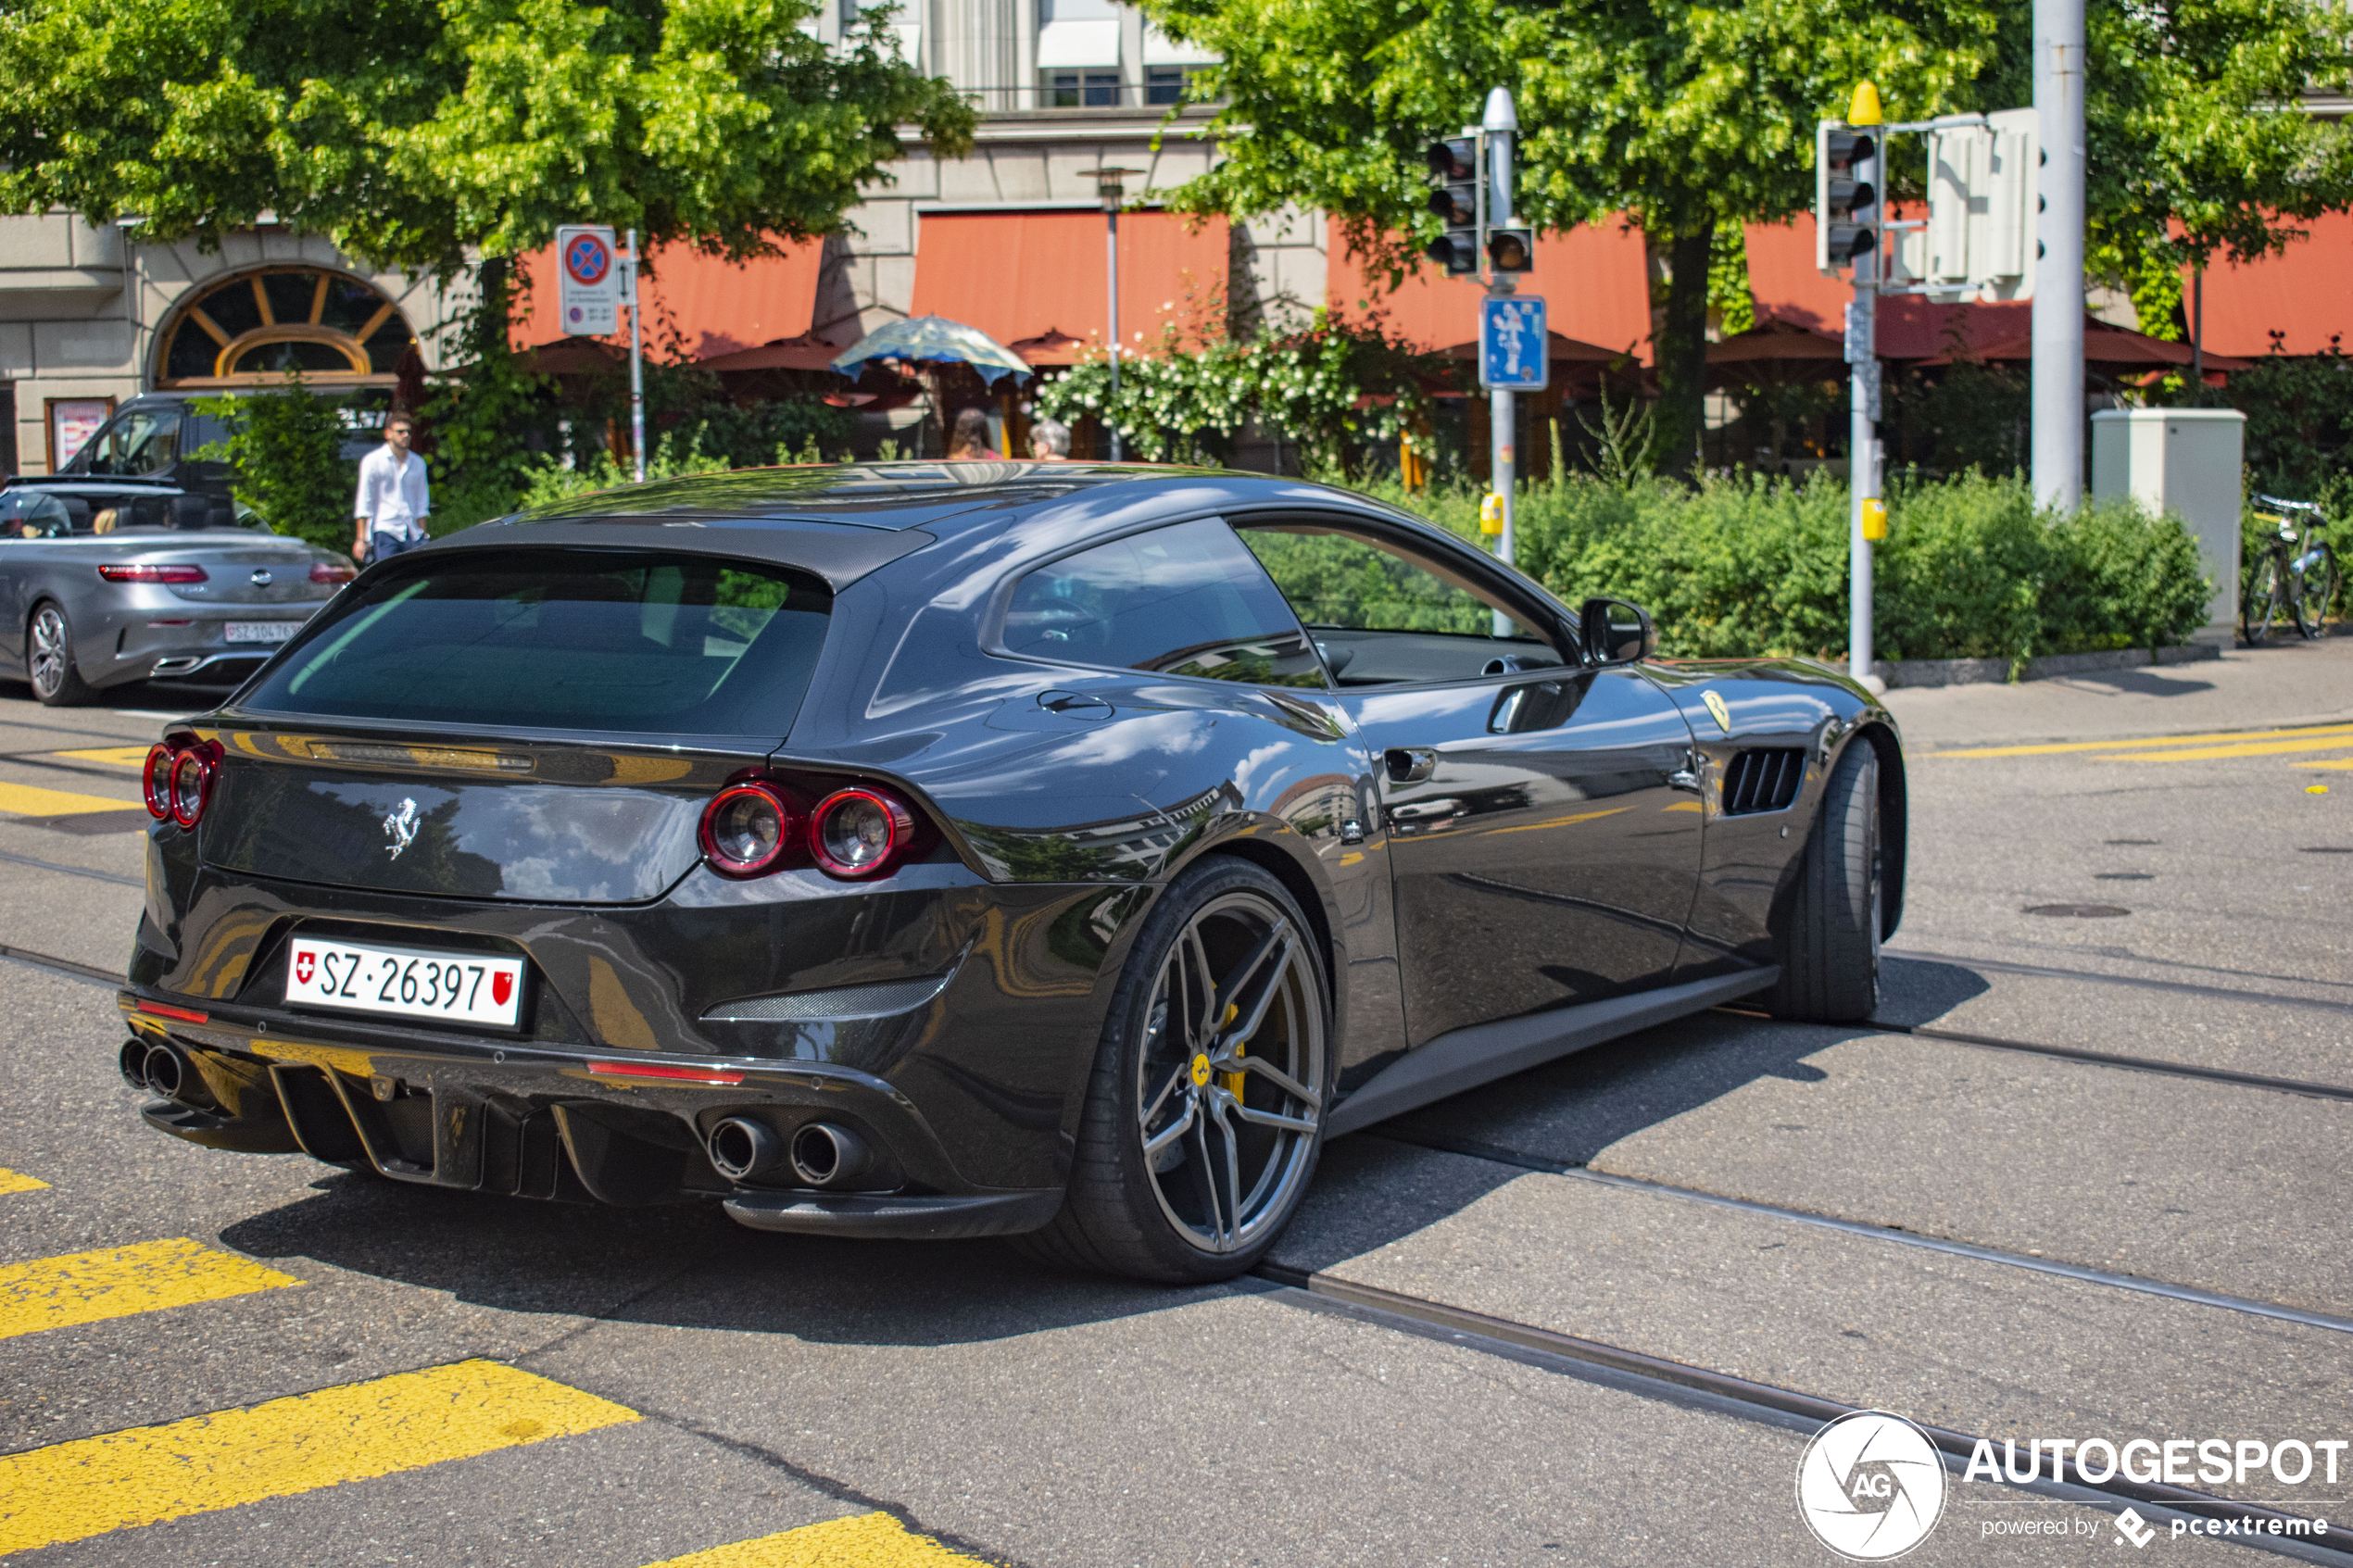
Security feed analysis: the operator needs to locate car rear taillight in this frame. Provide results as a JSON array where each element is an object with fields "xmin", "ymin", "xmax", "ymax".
[
  {"xmin": 309, "ymin": 561, "xmax": 356, "ymax": 585},
  {"xmin": 810, "ymin": 787, "xmax": 915, "ymax": 879},
  {"xmin": 98, "ymin": 563, "xmax": 208, "ymax": 583},
  {"xmin": 149, "ymin": 738, "xmax": 220, "ymax": 829},
  {"xmin": 698, "ymin": 781, "xmax": 798, "ymax": 878}
]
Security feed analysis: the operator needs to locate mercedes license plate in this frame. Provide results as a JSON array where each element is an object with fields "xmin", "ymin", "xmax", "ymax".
[
  {"xmin": 284, "ymin": 938, "xmax": 525, "ymax": 1028},
  {"xmin": 226, "ymin": 621, "xmax": 300, "ymax": 645}
]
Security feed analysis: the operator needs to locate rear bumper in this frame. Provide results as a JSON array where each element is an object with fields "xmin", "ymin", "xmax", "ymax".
[{"xmin": 120, "ymin": 994, "xmax": 1068, "ymax": 1234}]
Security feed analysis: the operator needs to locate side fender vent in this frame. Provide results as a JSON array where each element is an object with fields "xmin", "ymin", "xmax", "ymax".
[{"xmin": 1722, "ymin": 748, "xmax": 1806, "ymax": 815}]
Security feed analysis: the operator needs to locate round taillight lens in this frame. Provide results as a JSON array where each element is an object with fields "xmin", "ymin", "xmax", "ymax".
[
  {"xmin": 167, "ymin": 747, "xmax": 213, "ymax": 829},
  {"xmin": 142, "ymin": 744, "xmax": 174, "ymax": 820},
  {"xmin": 811, "ymin": 787, "xmax": 914, "ymax": 879},
  {"xmin": 698, "ymin": 782, "xmax": 795, "ymax": 878}
]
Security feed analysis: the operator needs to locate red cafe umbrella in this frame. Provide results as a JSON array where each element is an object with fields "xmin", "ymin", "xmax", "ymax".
[{"xmin": 1704, "ymin": 318, "xmax": 1846, "ymax": 390}]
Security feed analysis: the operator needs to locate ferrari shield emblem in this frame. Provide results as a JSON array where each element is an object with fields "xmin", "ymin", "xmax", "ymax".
[{"xmin": 1703, "ymin": 690, "xmax": 1733, "ymax": 734}]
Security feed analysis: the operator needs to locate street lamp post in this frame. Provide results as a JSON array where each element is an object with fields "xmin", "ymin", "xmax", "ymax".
[{"xmin": 1088, "ymin": 167, "xmax": 1141, "ymax": 461}]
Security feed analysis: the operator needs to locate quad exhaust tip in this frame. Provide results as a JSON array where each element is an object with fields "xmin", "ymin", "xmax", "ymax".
[
  {"xmin": 788, "ymin": 1122, "xmax": 871, "ymax": 1189},
  {"xmin": 129, "ymin": 1039, "xmax": 208, "ymax": 1107},
  {"xmin": 706, "ymin": 1116, "xmax": 871, "ymax": 1189},
  {"xmin": 706, "ymin": 1117, "xmax": 786, "ymax": 1183}
]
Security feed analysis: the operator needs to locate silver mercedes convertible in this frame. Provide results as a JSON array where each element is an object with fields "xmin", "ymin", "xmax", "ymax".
[{"xmin": 0, "ymin": 490, "xmax": 355, "ymax": 706}]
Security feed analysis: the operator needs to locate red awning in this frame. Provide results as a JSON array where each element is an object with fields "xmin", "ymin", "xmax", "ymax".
[
  {"xmin": 2191, "ymin": 212, "xmax": 2353, "ymax": 358},
  {"xmin": 1327, "ymin": 217, "xmax": 1654, "ymax": 362},
  {"xmin": 696, "ymin": 332, "xmax": 844, "ymax": 374},
  {"xmin": 510, "ymin": 240, "xmax": 825, "ymax": 361},
  {"xmin": 909, "ymin": 210, "xmax": 1229, "ymax": 353}
]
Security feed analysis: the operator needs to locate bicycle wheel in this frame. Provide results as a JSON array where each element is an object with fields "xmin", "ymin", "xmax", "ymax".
[
  {"xmin": 2245, "ymin": 553, "xmax": 2287, "ymax": 644},
  {"xmin": 2296, "ymin": 544, "xmax": 2339, "ymax": 639}
]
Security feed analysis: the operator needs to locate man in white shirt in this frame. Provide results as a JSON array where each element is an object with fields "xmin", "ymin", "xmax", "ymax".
[{"xmin": 352, "ymin": 413, "xmax": 430, "ymax": 563}]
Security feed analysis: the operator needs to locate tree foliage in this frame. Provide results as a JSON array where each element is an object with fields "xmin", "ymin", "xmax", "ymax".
[
  {"xmin": 0, "ymin": 0, "xmax": 975, "ymax": 274},
  {"xmin": 192, "ymin": 374, "xmax": 353, "ymax": 550},
  {"xmin": 1143, "ymin": 0, "xmax": 2353, "ymax": 475}
]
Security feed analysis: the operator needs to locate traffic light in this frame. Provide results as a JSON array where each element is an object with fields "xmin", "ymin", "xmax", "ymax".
[
  {"xmin": 1486, "ymin": 228, "xmax": 1534, "ymax": 274},
  {"xmin": 1816, "ymin": 124, "xmax": 1878, "ymax": 274},
  {"xmin": 1424, "ymin": 137, "xmax": 1480, "ymax": 274}
]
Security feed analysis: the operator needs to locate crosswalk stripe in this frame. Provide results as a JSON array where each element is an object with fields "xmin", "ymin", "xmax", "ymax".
[
  {"xmin": 2096, "ymin": 736, "xmax": 2353, "ymax": 762},
  {"xmin": 50, "ymin": 746, "xmax": 156, "ymax": 768},
  {"xmin": 0, "ymin": 1359, "xmax": 637, "ymax": 1555},
  {"xmin": 644, "ymin": 1512, "xmax": 989, "ymax": 1567},
  {"xmin": 1928, "ymin": 722, "xmax": 2353, "ymax": 759},
  {"xmin": 0, "ymin": 780, "xmax": 144, "ymax": 817},
  {"xmin": 0, "ymin": 1168, "xmax": 48, "ymax": 1194},
  {"xmin": 0, "ymin": 1237, "xmax": 301, "ymax": 1342}
]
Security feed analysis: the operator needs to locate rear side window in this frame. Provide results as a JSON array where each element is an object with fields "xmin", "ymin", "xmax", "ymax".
[
  {"xmin": 245, "ymin": 550, "xmax": 830, "ymax": 736},
  {"xmin": 1001, "ymin": 518, "xmax": 1325, "ymax": 688}
]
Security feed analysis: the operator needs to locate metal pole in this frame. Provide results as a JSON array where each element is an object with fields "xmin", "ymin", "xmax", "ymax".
[
  {"xmin": 626, "ymin": 228, "xmax": 647, "ymax": 483},
  {"xmin": 1106, "ymin": 202, "xmax": 1122, "ymax": 462},
  {"xmin": 2191, "ymin": 266, "xmax": 2205, "ymax": 395},
  {"xmin": 1484, "ymin": 86, "xmax": 1517, "ymax": 581},
  {"xmin": 2032, "ymin": 0, "xmax": 2086, "ymax": 509},
  {"xmin": 1848, "ymin": 137, "xmax": 1881, "ymax": 690}
]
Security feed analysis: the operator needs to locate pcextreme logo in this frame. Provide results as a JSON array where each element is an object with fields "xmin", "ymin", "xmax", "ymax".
[{"xmin": 1796, "ymin": 1411, "xmax": 1948, "ymax": 1561}]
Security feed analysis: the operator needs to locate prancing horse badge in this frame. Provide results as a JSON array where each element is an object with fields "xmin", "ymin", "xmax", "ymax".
[
  {"xmin": 1702, "ymin": 690, "xmax": 1733, "ymax": 734},
  {"xmin": 382, "ymin": 797, "xmax": 420, "ymax": 859}
]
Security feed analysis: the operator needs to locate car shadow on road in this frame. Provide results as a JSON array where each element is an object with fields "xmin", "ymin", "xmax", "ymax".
[
  {"xmin": 1271, "ymin": 956, "xmax": 1989, "ymax": 1273},
  {"xmin": 219, "ymin": 1168, "xmax": 1225, "ymax": 1347},
  {"xmin": 217, "ymin": 957, "xmax": 1994, "ymax": 1339}
]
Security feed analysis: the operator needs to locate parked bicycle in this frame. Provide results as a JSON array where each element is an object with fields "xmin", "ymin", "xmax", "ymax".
[{"xmin": 2244, "ymin": 494, "xmax": 2339, "ymax": 644}]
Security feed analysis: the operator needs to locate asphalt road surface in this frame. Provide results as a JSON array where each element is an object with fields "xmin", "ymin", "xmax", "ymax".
[{"xmin": 2, "ymin": 642, "xmax": 2350, "ymax": 1566}]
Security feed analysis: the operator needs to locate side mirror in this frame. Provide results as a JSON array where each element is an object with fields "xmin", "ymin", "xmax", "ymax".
[{"xmin": 1580, "ymin": 597, "xmax": 1656, "ymax": 666}]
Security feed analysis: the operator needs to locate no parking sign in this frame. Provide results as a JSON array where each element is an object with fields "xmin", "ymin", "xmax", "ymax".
[{"xmin": 556, "ymin": 225, "xmax": 620, "ymax": 334}]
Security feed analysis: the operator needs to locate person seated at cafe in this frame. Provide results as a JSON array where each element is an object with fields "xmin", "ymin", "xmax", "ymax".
[
  {"xmin": 946, "ymin": 408, "xmax": 1000, "ymax": 460},
  {"xmin": 1029, "ymin": 417, "xmax": 1071, "ymax": 461}
]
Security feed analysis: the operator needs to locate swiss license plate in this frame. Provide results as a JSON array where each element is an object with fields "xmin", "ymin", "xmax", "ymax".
[
  {"xmin": 226, "ymin": 621, "xmax": 300, "ymax": 645},
  {"xmin": 284, "ymin": 938, "xmax": 525, "ymax": 1028}
]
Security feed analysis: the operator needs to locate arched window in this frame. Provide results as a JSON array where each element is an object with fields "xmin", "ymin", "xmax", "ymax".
[{"xmin": 156, "ymin": 268, "xmax": 417, "ymax": 388}]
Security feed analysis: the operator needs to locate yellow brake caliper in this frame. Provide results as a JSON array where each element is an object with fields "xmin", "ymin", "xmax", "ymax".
[{"xmin": 1219, "ymin": 1003, "xmax": 1246, "ymax": 1102}]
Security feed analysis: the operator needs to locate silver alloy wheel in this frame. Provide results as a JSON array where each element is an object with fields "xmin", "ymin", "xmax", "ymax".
[
  {"xmin": 28, "ymin": 605, "xmax": 70, "ymax": 699},
  {"xmin": 1135, "ymin": 889, "xmax": 1325, "ymax": 1255}
]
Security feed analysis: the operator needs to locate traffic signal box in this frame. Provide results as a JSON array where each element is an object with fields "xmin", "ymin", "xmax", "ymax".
[
  {"xmin": 1816, "ymin": 123, "xmax": 1878, "ymax": 274},
  {"xmin": 1425, "ymin": 139, "xmax": 1480, "ymax": 274}
]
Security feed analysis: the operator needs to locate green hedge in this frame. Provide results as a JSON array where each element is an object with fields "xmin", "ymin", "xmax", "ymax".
[{"xmin": 1347, "ymin": 470, "xmax": 2210, "ymax": 664}]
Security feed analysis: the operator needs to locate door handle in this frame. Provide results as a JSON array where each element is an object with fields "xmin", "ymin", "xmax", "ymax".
[{"xmin": 1385, "ymin": 746, "xmax": 1438, "ymax": 784}]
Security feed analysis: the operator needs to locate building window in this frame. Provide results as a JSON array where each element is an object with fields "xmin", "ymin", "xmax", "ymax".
[
  {"xmin": 156, "ymin": 268, "xmax": 416, "ymax": 389},
  {"xmin": 1146, "ymin": 66, "xmax": 1204, "ymax": 106},
  {"xmin": 1045, "ymin": 69, "xmax": 1122, "ymax": 107}
]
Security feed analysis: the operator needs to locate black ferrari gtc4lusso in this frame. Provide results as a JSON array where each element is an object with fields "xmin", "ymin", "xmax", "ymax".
[{"xmin": 120, "ymin": 462, "xmax": 1905, "ymax": 1282}]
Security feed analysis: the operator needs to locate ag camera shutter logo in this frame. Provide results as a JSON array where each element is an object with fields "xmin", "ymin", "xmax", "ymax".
[{"xmin": 1796, "ymin": 1410, "xmax": 1948, "ymax": 1560}]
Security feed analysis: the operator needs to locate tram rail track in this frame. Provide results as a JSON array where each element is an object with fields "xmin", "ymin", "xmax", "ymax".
[{"xmin": 1251, "ymin": 1262, "xmax": 2353, "ymax": 1562}]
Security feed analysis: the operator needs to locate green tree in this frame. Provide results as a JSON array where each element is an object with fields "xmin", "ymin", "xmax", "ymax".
[
  {"xmin": 1143, "ymin": 0, "xmax": 2352, "ymax": 478},
  {"xmin": 0, "ymin": 0, "xmax": 975, "ymax": 503},
  {"xmin": 193, "ymin": 374, "xmax": 352, "ymax": 550}
]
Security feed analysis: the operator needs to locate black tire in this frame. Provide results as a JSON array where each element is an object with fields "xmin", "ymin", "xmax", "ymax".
[
  {"xmin": 2296, "ymin": 544, "xmax": 2339, "ymax": 640},
  {"xmin": 1762, "ymin": 741, "xmax": 1882, "ymax": 1024},
  {"xmin": 26, "ymin": 601, "xmax": 98, "ymax": 707},
  {"xmin": 2245, "ymin": 555, "xmax": 2285, "ymax": 645},
  {"xmin": 1013, "ymin": 857, "xmax": 1332, "ymax": 1284}
]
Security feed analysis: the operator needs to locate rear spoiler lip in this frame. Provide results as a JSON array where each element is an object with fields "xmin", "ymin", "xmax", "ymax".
[{"xmin": 422, "ymin": 519, "xmax": 938, "ymax": 594}]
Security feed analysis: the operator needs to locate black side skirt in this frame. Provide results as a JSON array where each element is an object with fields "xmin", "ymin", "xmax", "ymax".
[{"xmin": 1325, "ymin": 968, "xmax": 1780, "ymax": 1136}]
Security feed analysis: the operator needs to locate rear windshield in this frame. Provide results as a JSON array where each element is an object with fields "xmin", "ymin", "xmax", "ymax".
[{"xmin": 245, "ymin": 549, "xmax": 831, "ymax": 736}]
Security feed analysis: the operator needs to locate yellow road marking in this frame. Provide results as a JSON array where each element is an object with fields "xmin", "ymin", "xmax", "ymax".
[
  {"xmin": 1928, "ymin": 722, "xmax": 2353, "ymax": 759},
  {"xmin": 2097, "ymin": 737, "xmax": 2353, "ymax": 762},
  {"xmin": 0, "ymin": 1237, "xmax": 301, "ymax": 1341},
  {"xmin": 0, "ymin": 1359, "xmax": 637, "ymax": 1555},
  {"xmin": 645, "ymin": 1512, "xmax": 988, "ymax": 1567},
  {"xmin": 51, "ymin": 746, "xmax": 155, "ymax": 768},
  {"xmin": 0, "ymin": 780, "xmax": 144, "ymax": 816},
  {"xmin": 1481, "ymin": 807, "xmax": 1630, "ymax": 836},
  {"xmin": 0, "ymin": 1168, "xmax": 48, "ymax": 1194},
  {"xmin": 2293, "ymin": 758, "xmax": 2353, "ymax": 771},
  {"xmin": 1662, "ymin": 801, "xmax": 1703, "ymax": 812}
]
